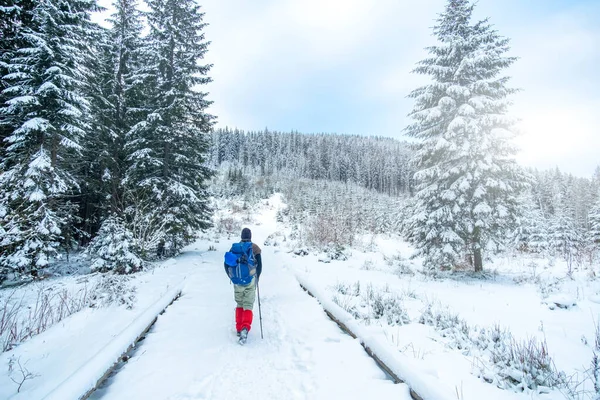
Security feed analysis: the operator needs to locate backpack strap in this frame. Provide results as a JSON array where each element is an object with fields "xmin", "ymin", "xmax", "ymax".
[{"xmin": 242, "ymin": 241, "xmax": 254, "ymax": 262}]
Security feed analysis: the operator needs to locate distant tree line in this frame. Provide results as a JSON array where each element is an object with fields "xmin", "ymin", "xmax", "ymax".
[
  {"xmin": 209, "ymin": 128, "xmax": 415, "ymax": 197},
  {"xmin": 209, "ymin": 126, "xmax": 600, "ymax": 270},
  {"xmin": 517, "ymin": 167, "xmax": 600, "ymax": 267}
]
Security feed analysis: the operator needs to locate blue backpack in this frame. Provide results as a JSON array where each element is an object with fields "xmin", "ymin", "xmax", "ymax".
[{"xmin": 224, "ymin": 242, "xmax": 256, "ymax": 285}]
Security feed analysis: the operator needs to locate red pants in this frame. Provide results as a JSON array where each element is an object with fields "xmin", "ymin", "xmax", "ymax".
[{"xmin": 235, "ymin": 307, "xmax": 253, "ymax": 332}]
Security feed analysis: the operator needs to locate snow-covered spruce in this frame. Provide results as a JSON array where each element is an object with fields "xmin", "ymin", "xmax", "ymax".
[
  {"xmin": 0, "ymin": 0, "xmax": 99, "ymax": 278},
  {"xmin": 548, "ymin": 213, "xmax": 581, "ymax": 272},
  {"xmin": 123, "ymin": 0, "xmax": 214, "ymax": 257},
  {"xmin": 403, "ymin": 0, "xmax": 528, "ymax": 272},
  {"xmin": 512, "ymin": 193, "xmax": 548, "ymax": 254},
  {"xmin": 587, "ymin": 199, "xmax": 600, "ymax": 259},
  {"xmin": 87, "ymin": 216, "xmax": 143, "ymax": 274},
  {"xmin": 82, "ymin": 0, "xmax": 146, "ymax": 226}
]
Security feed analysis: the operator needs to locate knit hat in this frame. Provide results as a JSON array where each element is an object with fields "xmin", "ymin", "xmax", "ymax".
[{"xmin": 241, "ymin": 227, "xmax": 252, "ymax": 241}]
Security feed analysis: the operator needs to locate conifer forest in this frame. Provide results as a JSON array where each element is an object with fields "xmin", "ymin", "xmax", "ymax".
[{"xmin": 1, "ymin": 0, "xmax": 599, "ymax": 282}]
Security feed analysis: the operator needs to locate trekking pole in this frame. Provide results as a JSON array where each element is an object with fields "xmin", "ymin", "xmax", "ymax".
[{"xmin": 256, "ymin": 278, "xmax": 264, "ymax": 339}]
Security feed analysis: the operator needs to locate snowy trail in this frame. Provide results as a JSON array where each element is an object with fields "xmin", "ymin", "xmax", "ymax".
[{"xmin": 90, "ymin": 202, "xmax": 412, "ymax": 400}]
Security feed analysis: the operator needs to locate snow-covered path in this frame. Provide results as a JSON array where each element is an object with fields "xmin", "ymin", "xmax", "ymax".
[{"xmin": 90, "ymin": 202, "xmax": 412, "ymax": 400}]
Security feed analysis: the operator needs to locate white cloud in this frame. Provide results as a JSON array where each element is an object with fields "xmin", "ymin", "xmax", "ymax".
[{"xmin": 92, "ymin": 0, "xmax": 600, "ymax": 176}]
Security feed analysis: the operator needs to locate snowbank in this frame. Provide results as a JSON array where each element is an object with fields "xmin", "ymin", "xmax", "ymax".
[
  {"xmin": 543, "ymin": 294, "xmax": 577, "ymax": 310},
  {"xmin": 34, "ymin": 282, "xmax": 184, "ymax": 400},
  {"xmin": 295, "ymin": 271, "xmax": 455, "ymax": 400}
]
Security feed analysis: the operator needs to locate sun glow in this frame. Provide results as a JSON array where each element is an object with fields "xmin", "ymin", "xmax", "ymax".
[{"xmin": 515, "ymin": 108, "xmax": 598, "ymax": 175}]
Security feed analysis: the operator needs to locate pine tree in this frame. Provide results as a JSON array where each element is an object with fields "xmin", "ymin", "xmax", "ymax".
[
  {"xmin": 0, "ymin": 0, "xmax": 99, "ymax": 276},
  {"xmin": 548, "ymin": 213, "xmax": 581, "ymax": 273},
  {"xmin": 80, "ymin": 0, "xmax": 145, "ymax": 240},
  {"xmin": 0, "ymin": 1, "xmax": 36, "ymax": 282},
  {"xmin": 1, "ymin": 3, "xmax": 38, "ymax": 203},
  {"xmin": 87, "ymin": 215, "xmax": 143, "ymax": 274},
  {"xmin": 514, "ymin": 193, "xmax": 548, "ymax": 254},
  {"xmin": 589, "ymin": 199, "xmax": 600, "ymax": 254},
  {"xmin": 404, "ymin": 0, "xmax": 527, "ymax": 272},
  {"xmin": 124, "ymin": 0, "xmax": 214, "ymax": 256}
]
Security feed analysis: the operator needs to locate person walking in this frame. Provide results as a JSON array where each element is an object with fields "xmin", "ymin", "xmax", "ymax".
[{"xmin": 224, "ymin": 227, "xmax": 262, "ymax": 344}]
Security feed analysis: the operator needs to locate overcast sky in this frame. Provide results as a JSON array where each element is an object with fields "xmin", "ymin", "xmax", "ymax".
[{"xmin": 95, "ymin": 0, "xmax": 600, "ymax": 178}]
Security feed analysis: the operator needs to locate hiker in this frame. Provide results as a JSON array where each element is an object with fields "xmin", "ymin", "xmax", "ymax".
[{"xmin": 224, "ymin": 227, "xmax": 262, "ymax": 344}]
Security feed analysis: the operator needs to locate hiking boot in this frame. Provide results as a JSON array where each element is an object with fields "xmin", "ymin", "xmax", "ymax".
[{"xmin": 238, "ymin": 328, "xmax": 248, "ymax": 345}]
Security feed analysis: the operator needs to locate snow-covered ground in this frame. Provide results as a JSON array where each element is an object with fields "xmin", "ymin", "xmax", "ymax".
[
  {"xmin": 2, "ymin": 193, "xmax": 599, "ymax": 399},
  {"xmin": 0, "ymin": 255, "xmax": 189, "ymax": 399},
  {"xmin": 261, "ymin": 194, "xmax": 600, "ymax": 399},
  {"xmin": 0, "ymin": 196, "xmax": 412, "ymax": 400}
]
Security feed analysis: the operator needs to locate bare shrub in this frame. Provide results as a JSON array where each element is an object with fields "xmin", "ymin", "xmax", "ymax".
[
  {"xmin": 1, "ymin": 285, "xmax": 89, "ymax": 352},
  {"xmin": 385, "ymin": 253, "xmax": 415, "ymax": 276},
  {"xmin": 419, "ymin": 303, "xmax": 564, "ymax": 392},
  {"xmin": 331, "ymin": 294, "xmax": 361, "ymax": 319},
  {"xmin": 215, "ymin": 216, "xmax": 241, "ymax": 238},
  {"xmin": 0, "ymin": 291, "xmax": 21, "ymax": 352},
  {"xmin": 331, "ymin": 281, "xmax": 410, "ymax": 325},
  {"xmin": 479, "ymin": 332, "xmax": 562, "ymax": 391},
  {"xmin": 1, "ymin": 275, "xmax": 136, "ymax": 352},
  {"xmin": 306, "ymin": 213, "xmax": 354, "ymax": 249},
  {"xmin": 419, "ymin": 304, "xmax": 471, "ymax": 351},
  {"xmin": 8, "ymin": 356, "xmax": 38, "ymax": 392},
  {"xmin": 369, "ymin": 290, "xmax": 410, "ymax": 326},
  {"xmin": 332, "ymin": 281, "xmax": 351, "ymax": 295},
  {"xmin": 536, "ymin": 276, "xmax": 563, "ymax": 300},
  {"xmin": 565, "ymin": 321, "xmax": 600, "ymax": 399},
  {"xmin": 87, "ymin": 275, "xmax": 137, "ymax": 310},
  {"xmin": 331, "ymin": 282, "xmax": 361, "ymax": 319},
  {"xmin": 361, "ymin": 260, "xmax": 375, "ymax": 271},
  {"xmin": 402, "ymin": 287, "xmax": 419, "ymax": 299},
  {"xmin": 264, "ymin": 231, "xmax": 286, "ymax": 247},
  {"xmin": 326, "ymin": 245, "xmax": 348, "ymax": 261}
]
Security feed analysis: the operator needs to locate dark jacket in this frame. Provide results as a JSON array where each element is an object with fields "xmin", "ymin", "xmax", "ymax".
[{"xmin": 250, "ymin": 242, "xmax": 262, "ymax": 279}]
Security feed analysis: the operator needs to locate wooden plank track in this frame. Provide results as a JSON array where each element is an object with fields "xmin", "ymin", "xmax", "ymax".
[
  {"xmin": 80, "ymin": 292, "xmax": 181, "ymax": 400},
  {"xmin": 299, "ymin": 284, "xmax": 424, "ymax": 400},
  {"xmin": 79, "ymin": 291, "xmax": 182, "ymax": 400}
]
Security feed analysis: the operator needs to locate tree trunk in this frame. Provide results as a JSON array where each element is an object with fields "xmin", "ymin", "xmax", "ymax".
[
  {"xmin": 474, "ymin": 248, "xmax": 483, "ymax": 272},
  {"xmin": 472, "ymin": 225, "xmax": 483, "ymax": 272}
]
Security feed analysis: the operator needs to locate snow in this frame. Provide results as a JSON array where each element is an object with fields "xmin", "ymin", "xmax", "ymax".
[
  {"xmin": 0, "ymin": 270, "xmax": 185, "ymax": 399},
  {"xmin": 28, "ymin": 189, "xmax": 46, "ymax": 202},
  {"xmin": 543, "ymin": 294, "xmax": 576, "ymax": 310},
  {"xmin": 14, "ymin": 118, "xmax": 49, "ymax": 135},
  {"xmin": 295, "ymin": 272, "xmax": 455, "ymax": 400},
  {"xmin": 5, "ymin": 95, "xmax": 37, "ymax": 106},
  {"xmin": 43, "ymin": 283, "xmax": 183, "ymax": 400},
  {"xmin": 36, "ymin": 82, "xmax": 59, "ymax": 95},
  {"xmin": 86, "ymin": 198, "xmax": 412, "ymax": 400},
  {"xmin": 0, "ymin": 197, "xmax": 412, "ymax": 400},
  {"xmin": 2, "ymin": 193, "xmax": 599, "ymax": 399}
]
